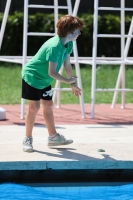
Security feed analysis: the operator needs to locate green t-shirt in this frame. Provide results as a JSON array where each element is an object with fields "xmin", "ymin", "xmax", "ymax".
[{"xmin": 22, "ymin": 35, "xmax": 73, "ymax": 89}]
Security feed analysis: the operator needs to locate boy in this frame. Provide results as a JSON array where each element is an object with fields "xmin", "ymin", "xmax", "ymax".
[{"xmin": 22, "ymin": 15, "xmax": 84, "ymax": 152}]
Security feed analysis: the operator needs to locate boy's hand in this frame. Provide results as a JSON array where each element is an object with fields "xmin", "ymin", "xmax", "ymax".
[{"xmin": 70, "ymin": 83, "xmax": 81, "ymax": 96}]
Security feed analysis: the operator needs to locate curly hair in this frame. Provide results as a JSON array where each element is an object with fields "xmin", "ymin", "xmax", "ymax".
[{"xmin": 56, "ymin": 15, "xmax": 84, "ymax": 38}]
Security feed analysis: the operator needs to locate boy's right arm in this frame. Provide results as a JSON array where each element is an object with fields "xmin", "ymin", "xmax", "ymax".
[{"xmin": 48, "ymin": 62, "xmax": 76, "ymax": 84}]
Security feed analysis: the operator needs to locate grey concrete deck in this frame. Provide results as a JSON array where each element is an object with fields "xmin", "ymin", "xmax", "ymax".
[{"xmin": 0, "ymin": 124, "xmax": 133, "ymax": 170}]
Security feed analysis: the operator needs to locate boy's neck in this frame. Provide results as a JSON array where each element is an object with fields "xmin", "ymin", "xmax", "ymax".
[{"xmin": 60, "ymin": 36, "xmax": 70, "ymax": 46}]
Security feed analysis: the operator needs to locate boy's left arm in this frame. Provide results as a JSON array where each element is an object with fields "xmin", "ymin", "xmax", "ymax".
[{"xmin": 64, "ymin": 54, "xmax": 81, "ymax": 96}]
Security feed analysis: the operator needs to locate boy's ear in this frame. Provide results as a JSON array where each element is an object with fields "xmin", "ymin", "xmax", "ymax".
[
  {"xmin": 65, "ymin": 32, "xmax": 70, "ymax": 37},
  {"xmin": 67, "ymin": 32, "xmax": 72, "ymax": 35}
]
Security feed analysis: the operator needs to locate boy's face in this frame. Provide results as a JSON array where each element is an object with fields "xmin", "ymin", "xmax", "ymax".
[{"xmin": 68, "ymin": 29, "xmax": 81, "ymax": 41}]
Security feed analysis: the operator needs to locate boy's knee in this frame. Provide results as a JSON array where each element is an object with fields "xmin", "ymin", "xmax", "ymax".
[
  {"xmin": 43, "ymin": 100, "xmax": 53, "ymax": 109},
  {"xmin": 29, "ymin": 103, "xmax": 40, "ymax": 114}
]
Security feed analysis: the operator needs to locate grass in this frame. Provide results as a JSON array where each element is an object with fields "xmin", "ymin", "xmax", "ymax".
[{"xmin": 0, "ymin": 63, "xmax": 133, "ymax": 104}]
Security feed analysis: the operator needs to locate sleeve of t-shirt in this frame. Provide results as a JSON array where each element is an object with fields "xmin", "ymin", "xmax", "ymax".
[
  {"xmin": 46, "ymin": 47, "xmax": 59, "ymax": 62},
  {"xmin": 67, "ymin": 41, "xmax": 73, "ymax": 54}
]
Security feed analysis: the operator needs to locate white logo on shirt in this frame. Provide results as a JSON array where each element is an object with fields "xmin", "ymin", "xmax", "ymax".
[{"xmin": 43, "ymin": 90, "xmax": 52, "ymax": 97}]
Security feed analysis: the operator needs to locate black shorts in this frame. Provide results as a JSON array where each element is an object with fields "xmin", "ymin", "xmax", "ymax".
[{"xmin": 22, "ymin": 79, "xmax": 52, "ymax": 101}]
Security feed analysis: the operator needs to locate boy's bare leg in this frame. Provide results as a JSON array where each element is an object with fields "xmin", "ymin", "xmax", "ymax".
[
  {"xmin": 41, "ymin": 99, "xmax": 73, "ymax": 146},
  {"xmin": 41, "ymin": 99, "xmax": 56, "ymax": 136},
  {"xmin": 25, "ymin": 100, "xmax": 40, "ymax": 137},
  {"xmin": 23, "ymin": 100, "xmax": 40, "ymax": 152}
]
